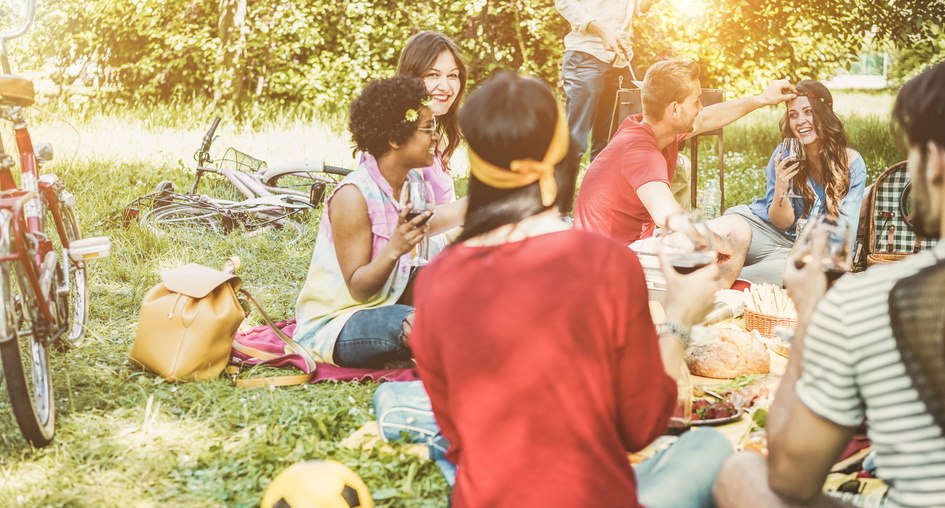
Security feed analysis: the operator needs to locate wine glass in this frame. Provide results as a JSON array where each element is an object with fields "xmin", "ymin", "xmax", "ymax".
[
  {"xmin": 780, "ymin": 138, "xmax": 806, "ymax": 200},
  {"xmin": 793, "ymin": 212, "xmax": 854, "ymax": 286},
  {"xmin": 659, "ymin": 211, "xmax": 717, "ymax": 275},
  {"xmin": 666, "ymin": 360, "xmax": 693, "ymax": 436},
  {"xmin": 399, "ymin": 181, "xmax": 435, "ymax": 266}
]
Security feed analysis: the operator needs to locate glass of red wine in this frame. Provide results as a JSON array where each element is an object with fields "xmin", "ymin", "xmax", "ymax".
[
  {"xmin": 666, "ymin": 361, "xmax": 693, "ymax": 436},
  {"xmin": 399, "ymin": 181, "xmax": 436, "ymax": 266},
  {"xmin": 793, "ymin": 212, "xmax": 854, "ymax": 285},
  {"xmin": 780, "ymin": 138, "xmax": 806, "ymax": 200},
  {"xmin": 660, "ymin": 211, "xmax": 717, "ymax": 275}
]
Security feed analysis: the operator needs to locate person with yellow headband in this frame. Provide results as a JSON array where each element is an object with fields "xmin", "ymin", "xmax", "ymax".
[{"xmin": 410, "ymin": 72, "xmax": 732, "ymax": 508}]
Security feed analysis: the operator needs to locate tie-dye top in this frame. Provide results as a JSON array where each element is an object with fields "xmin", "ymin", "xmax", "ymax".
[
  {"xmin": 294, "ymin": 154, "xmax": 419, "ymax": 364},
  {"xmin": 359, "ymin": 150, "xmax": 455, "ymax": 205}
]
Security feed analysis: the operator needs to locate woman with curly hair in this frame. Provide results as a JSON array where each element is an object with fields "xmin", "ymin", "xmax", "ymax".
[
  {"xmin": 711, "ymin": 79, "xmax": 867, "ymax": 285},
  {"xmin": 397, "ymin": 31, "xmax": 467, "ymax": 205},
  {"xmin": 294, "ymin": 76, "xmax": 465, "ymax": 368}
]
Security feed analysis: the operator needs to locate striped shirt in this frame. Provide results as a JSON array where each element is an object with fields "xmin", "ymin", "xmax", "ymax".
[{"xmin": 796, "ymin": 240, "xmax": 945, "ymax": 508}]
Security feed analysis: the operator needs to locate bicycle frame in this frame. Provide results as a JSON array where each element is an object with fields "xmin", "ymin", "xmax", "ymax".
[{"xmin": 0, "ymin": 189, "xmax": 69, "ymax": 339}]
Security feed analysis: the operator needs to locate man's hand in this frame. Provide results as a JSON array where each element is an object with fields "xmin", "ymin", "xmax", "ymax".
[
  {"xmin": 758, "ymin": 79, "xmax": 798, "ymax": 107},
  {"xmin": 783, "ymin": 226, "xmax": 828, "ymax": 321},
  {"xmin": 587, "ymin": 21, "xmax": 629, "ymax": 57}
]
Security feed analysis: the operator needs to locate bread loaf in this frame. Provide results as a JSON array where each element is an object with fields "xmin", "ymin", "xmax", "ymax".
[{"xmin": 685, "ymin": 328, "xmax": 770, "ymax": 378}]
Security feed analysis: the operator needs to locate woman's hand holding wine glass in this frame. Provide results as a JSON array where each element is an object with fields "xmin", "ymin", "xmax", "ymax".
[
  {"xmin": 657, "ymin": 211, "xmax": 721, "ymax": 327},
  {"xmin": 660, "ymin": 212, "xmax": 718, "ymax": 275},
  {"xmin": 777, "ymin": 138, "xmax": 805, "ymax": 200},
  {"xmin": 399, "ymin": 181, "xmax": 436, "ymax": 266}
]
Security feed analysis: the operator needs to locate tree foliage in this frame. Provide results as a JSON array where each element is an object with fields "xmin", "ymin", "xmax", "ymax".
[{"xmin": 8, "ymin": 0, "xmax": 944, "ymax": 115}]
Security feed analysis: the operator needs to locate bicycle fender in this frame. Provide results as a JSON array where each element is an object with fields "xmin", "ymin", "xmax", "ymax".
[{"xmin": 259, "ymin": 161, "xmax": 325, "ymax": 183}]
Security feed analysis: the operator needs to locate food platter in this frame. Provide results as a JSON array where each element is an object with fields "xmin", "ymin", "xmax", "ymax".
[{"xmin": 691, "ymin": 408, "xmax": 743, "ymax": 426}]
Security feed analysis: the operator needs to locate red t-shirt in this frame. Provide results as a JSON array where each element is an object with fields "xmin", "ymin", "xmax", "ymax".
[
  {"xmin": 574, "ymin": 114, "xmax": 689, "ymax": 244},
  {"xmin": 412, "ymin": 229, "xmax": 675, "ymax": 508}
]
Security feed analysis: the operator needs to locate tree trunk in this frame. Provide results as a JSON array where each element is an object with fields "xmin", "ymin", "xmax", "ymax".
[{"xmin": 214, "ymin": 0, "xmax": 247, "ymax": 105}]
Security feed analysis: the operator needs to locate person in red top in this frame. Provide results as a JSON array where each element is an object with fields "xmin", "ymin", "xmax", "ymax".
[
  {"xmin": 574, "ymin": 60, "xmax": 797, "ymax": 287},
  {"xmin": 411, "ymin": 71, "xmax": 733, "ymax": 508}
]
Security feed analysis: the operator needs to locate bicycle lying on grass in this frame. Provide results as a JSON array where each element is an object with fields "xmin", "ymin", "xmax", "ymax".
[
  {"xmin": 123, "ymin": 117, "xmax": 351, "ymax": 241},
  {"xmin": 0, "ymin": 0, "xmax": 111, "ymax": 447}
]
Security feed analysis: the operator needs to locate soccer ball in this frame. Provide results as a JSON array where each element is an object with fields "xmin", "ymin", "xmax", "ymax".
[{"xmin": 261, "ymin": 460, "xmax": 374, "ymax": 508}]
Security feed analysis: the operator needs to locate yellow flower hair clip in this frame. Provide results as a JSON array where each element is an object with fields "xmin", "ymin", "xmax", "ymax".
[{"xmin": 405, "ymin": 109, "xmax": 418, "ymax": 122}]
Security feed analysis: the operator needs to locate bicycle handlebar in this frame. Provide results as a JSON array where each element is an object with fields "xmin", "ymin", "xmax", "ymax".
[
  {"xmin": 202, "ymin": 117, "xmax": 221, "ymax": 152},
  {"xmin": 0, "ymin": 0, "xmax": 36, "ymax": 42},
  {"xmin": 194, "ymin": 117, "xmax": 221, "ymax": 167}
]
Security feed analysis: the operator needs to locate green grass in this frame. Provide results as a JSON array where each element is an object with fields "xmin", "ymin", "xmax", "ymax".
[
  {"xmin": 0, "ymin": 103, "xmax": 449, "ymax": 507},
  {"xmin": 0, "ymin": 89, "xmax": 901, "ymax": 506}
]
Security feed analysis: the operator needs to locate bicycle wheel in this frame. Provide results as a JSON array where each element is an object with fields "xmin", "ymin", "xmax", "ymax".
[
  {"xmin": 263, "ymin": 166, "xmax": 351, "ymax": 208},
  {"xmin": 45, "ymin": 204, "xmax": 87, "ymax": 349},
  {"xmin": 142, "ymin": 202, "xmax": 232, "ymax": 238},
  {"xmin": 0, "ymin": 211, "xmax": 55, "ymax": 447}
]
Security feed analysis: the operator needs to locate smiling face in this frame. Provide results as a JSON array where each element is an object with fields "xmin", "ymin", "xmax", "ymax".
[
  {"xmin": 787, "ymin": 96, "xmax": 819, "ymax": 146},
  {"xmin": 422, "ymin": 51, "xmax": 461, "ymax": 117},
  {"xmin": 398, "ymin": 107, "xmax": 440, "ymax": 168}
]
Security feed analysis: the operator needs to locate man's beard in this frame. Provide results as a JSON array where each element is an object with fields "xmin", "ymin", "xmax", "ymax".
[{"xmin": 911, "ymin": 149, "xmax": 941, "ymax": 238}]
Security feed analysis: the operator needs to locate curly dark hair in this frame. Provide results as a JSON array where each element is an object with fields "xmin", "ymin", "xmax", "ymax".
[
  {"xmin": 778, "ymin": 79, "xmax": 850, "ymax": 217},
  {"xmin": 349, "ymin": 76, "xmax": 430, "ymax": 158}
]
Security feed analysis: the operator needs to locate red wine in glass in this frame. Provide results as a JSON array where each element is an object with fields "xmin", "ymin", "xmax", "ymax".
[
  {"xmin": 665, "ymin": 417, "xmax": 690, "ymax": 436},
  {"xmin": 671, "ymin": 253, "xmax": 714, "ymax": 274},
  {"xmin": 405, "ymin": 210, "xmax": 433, "ymax": 226},
  {"xmin": 824, "ymin": 264, "xmax": 846, "ymax": 285}
]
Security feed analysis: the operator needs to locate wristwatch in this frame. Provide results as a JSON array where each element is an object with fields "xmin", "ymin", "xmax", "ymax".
[{"xmin": 657, "ymin": 320, "xmax": 692, "ymax": 348}]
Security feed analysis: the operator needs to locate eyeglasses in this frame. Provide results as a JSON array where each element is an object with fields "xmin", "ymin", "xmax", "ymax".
[{"xmin": 416, "ymin": 117, "xmax": 437, "ymax": 134}]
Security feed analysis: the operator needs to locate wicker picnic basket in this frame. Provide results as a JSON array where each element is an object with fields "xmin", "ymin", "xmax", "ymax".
[{"xmin": 743, "ymin": 307, "xmax": 797, "ymax": 340}]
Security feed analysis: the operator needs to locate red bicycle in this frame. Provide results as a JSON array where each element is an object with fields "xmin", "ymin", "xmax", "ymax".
[{"xmin": 0, "ymin": 0, "xmax": 110, "ymax": 447}]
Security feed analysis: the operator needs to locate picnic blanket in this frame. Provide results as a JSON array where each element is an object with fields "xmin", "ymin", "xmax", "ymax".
[{"xmin": 231, "ymin": 319, "xmax": 419, "ymax": 383}]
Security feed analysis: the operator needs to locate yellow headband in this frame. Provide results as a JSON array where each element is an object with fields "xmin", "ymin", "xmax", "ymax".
[{"xmin": 469, "ymin": 103, "xmax": 569, "ymax": 207}]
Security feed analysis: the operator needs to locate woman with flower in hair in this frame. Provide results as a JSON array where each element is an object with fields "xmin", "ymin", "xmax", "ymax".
[
  {"xmin": 294, "ymin": 76, "xmax": 464, "ymax": 368},
  {"xmin": 411, "ymin": 72, "xmax": 732, "ymax": 507},
  {"xmin": 711, "ymin": 79, "xmax": 867, "ymax": 286}
]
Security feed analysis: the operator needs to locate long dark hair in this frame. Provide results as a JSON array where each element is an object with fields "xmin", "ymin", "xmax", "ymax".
[
  {"xmin": 779, "ymin": 80, "xmax": 850, "ymax": 217},
  {"xmin": 456, "ymin": 72, "xmax": 579, "ymax": 242},
  {"xmin": 397, "ymin": 31, "xmax": 467, "ymax": 169}
]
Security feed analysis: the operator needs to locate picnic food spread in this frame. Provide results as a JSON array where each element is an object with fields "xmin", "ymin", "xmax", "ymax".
[
  {"xmin": 691, "ymin": 400, "xmax": 739, "ymax": 425},
  {"xmin": 685, "ymin": 328, "xmax": 770, "ymax": 378},
  {"xmin": 743, "ymin": 283, "xmax": 797, "ymax": 318}
]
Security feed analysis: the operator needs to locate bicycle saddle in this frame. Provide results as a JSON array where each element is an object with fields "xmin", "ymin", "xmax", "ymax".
[{"xmin": 0, "ymin": 74, "xmax": 34, "ymax": 107}]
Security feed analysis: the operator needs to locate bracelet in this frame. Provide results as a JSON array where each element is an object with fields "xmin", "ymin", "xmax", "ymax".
[{"xmin": 657, "ymin": 320, "xmax": 692, "ymax": 348}]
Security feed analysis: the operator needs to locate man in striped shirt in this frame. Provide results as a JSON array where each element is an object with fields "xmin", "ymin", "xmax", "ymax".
[{"xmin": 713, "ymin": 61, "xmax": 945, "ymax": 508}]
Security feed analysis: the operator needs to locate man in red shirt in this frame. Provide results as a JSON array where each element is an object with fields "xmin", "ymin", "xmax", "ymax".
[{"xmin": 574, "ymin": 60, "xmax": 796, "ymax": 286}]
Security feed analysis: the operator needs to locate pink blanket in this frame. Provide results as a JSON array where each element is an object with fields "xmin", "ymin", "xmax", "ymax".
[{"xmin": 231, "ymin": 319, "xmax": 419, "ymax": 383}]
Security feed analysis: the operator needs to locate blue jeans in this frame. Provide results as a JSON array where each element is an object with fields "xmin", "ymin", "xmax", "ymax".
[
  {"xmin": 635, "ymin": 428, "xmax": 734, "ymax": 508},
  {"xmin": 561, "ymin": 50, "xmax": 633, "ymax": 161},
  {"xmin": 333, "ymin": 305, "xmax": 413, "ymax": 368}
]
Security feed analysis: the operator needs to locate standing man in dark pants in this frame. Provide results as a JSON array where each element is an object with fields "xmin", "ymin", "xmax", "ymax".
[{"xmin": 556, "ymin": 0, "xmax": 657, "ymax": 162}]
